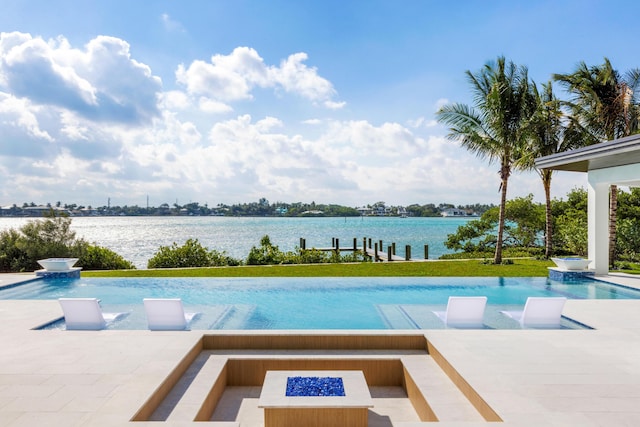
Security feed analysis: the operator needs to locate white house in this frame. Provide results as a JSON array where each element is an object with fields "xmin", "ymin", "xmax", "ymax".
[
  {"xmin": 535, "ymin": 134, "xmax": 640, "ymax": 274},
  {"xmin": 441, "ymin": 208, "xmax": 468, "ymax": 217}
]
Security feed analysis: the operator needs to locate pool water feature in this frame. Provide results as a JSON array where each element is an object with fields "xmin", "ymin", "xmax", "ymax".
[{"xmin": 2, "ymin": 276, "xmax": 635, "ymax": 330}]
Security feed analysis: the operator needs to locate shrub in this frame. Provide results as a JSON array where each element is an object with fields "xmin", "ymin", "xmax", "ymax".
[
  {"xmin": 15, "ymin": 215, "xmax": 76, "ymax": 270},
  {"xmin": 247, "ymin": 235, "xmax": 370, "ymax": 265},
  {"xmin": 439, "ymin": 247, "xmax": 543, "ymax": 260},
  {"xmin": 73, "ymin": 241, "xmax": 136, "ymax": 270},
  {"xmin": 246, "ymin": 235, "xmax": 284, "ymax": 265},
  {"xmin": 210, "ymin": 249, "xmax": 242, "ymax": 267},
  {"xmin": 0, "ymin": 214, "xmax": 135, "ymax": 272},
  {"xmin": 555, "ymin": 210, "xmax": 588, "ymax": 257},
  {"xmin": 296, "ymin": 248, "xmax": 330, "ymax": 264},
  {"xmin": 616, "ymin": 218, "xmax": 640, "ymax": 261},
  {"xmin": 147, "ymin": 238, "xmax": 241, "ymax": 268},
  {"xmin": 0, "ymin": 229, "xmax": 29, "ymax": 272}
]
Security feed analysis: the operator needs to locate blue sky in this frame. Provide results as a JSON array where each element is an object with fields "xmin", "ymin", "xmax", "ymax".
[{"xmin": 0, "ymin": 0, "xmax": 636, "ymax": 208}]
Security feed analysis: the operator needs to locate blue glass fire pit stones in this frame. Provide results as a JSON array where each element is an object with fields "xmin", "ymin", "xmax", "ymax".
[{"xmin": 285, "ymin": 376, "xmax": 346, "ymax": 397}]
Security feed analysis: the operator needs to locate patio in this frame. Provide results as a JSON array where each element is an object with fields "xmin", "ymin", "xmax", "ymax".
[{"xmin": 1, "ymin": 273, "xmax": 640, "ymax": 426}]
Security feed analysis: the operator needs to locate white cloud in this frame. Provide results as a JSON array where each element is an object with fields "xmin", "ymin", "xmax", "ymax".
[
  {"xmin": 0, "ymin": 33, "xmax": 564, "ymax": 208},
  {"xmin": 0, "ymin": 92, "xmax": 53, "ymax": 141},
  {"xmin": 407, "ymin": 117, "xmax": 425, "ymax": 128},
  {"xmin": 303, "ymin": 119, "xmax": 322, "ymax": 125},
  {"xmin": 270, "ymin": 52, "xmax": 340, "ymax": 107},
  {"xmin": 407, "ymin": 98, "xmax": 449, "ymax": 129},
  {"xmin": 176, "ymin": 57, "xmax": 255, "ymax": 102},
  {"xmin": 0, "ymin": 32, "xmax": 162, "ymax": 125},
  {"xmin": 407, "ymin": 117, "xmax": 438, "ymax": 128},
  {"xmin": 161, "ymin": 13, "xmax": 185, "ymax": 33},
  {"xmin": 435, "ymin": 98, "xmax": 449, "ymax": 110},
  {"xmin": 1, "ymin": 34, "xmax": 97, "ymax": 108},
  {"xmin": 176, "ymin": 47, "xmax": 344, "ymax": 110},
  {"xmin": 160, "ymin": 90, "xmax": 190, "ymax": 110},
  {"xmin": 59, "ymin": 111, "xmax": 89, "ymax": 140},
  {"xmin": 198, "ymin": 97, "xmax": 233, "ymax": 114},
  {"xmin": 324, "ymin": 100, "xmax": 347, "ymax": 109}
]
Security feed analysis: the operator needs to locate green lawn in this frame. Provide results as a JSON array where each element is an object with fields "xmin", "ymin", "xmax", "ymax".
[{"xmin": 82, "ymin": 258, "xmax": 554, "ymax": 278}]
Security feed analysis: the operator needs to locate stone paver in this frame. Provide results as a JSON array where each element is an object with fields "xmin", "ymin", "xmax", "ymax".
[{"xmin": 1, "ymin": 273, "xmax": 640, "ymax": 426}]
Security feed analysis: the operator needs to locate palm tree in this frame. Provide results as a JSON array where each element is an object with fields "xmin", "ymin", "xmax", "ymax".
[
  {"xmin": 553, "ymin": 59, "xmax": 640, "ymax": 266},
  {"xmin": 436, "ymin": 56, "xmax": 534, "ymax": 264},
  {"xmin": 516, "ymin": 82, "xmax": 582, "ymax": 258}
]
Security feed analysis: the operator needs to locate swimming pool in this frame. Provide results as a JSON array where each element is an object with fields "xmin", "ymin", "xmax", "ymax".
[{"xmin": 2, "ymin": 276, "xmax": 636, "ymax": 330}]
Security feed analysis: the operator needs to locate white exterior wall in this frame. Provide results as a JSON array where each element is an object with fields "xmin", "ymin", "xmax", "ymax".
[
  {"xmin": 587, "ymin": 180, "xmax": 610, "ymax": 274},
  {"xmin": 587, "ymin": 164, "xmax": 640, "ymax": 274}
]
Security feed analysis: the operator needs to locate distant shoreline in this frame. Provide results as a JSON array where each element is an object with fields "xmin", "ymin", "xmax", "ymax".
[
  {"xmin": 0, "ymin": 213, "xmax": 478, "ymax": 219},
  {"xmin": 0, "ymin": 202, "xmax": 488, "ymax": 219}
]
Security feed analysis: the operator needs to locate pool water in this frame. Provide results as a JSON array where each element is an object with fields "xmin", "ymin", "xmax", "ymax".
[{"xmin": 2, "ymin": 276, "xmax": 635, "ymax": 330}]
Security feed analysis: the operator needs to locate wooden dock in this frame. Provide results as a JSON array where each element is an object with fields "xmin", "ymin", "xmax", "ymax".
[
  {"xmin": 364, "ymin": 247, "xmax": 406, "ymax": 262},
  {"xmin": 299, "ymin": 237, "xmax": 427, "ymax": 262}
]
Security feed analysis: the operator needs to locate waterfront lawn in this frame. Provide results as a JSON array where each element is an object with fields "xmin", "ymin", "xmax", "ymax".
[{"xmin": 82, "ymin": 258, "xmax": 554, "ymax": 278}]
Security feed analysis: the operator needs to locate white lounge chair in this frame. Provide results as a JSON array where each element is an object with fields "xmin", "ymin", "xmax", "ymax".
[
  {"xmin": 58, "ymin": 298, "xmax": 127, "ymax": 330},
  {"xmin": 432, "ymin": 296, "xmax": 487, "ymax": 327},
  {"xmin": 500, "ymin": 297, "xmax": 567, "ymax": 328},
  {"xmin": 143, "ymin": 298, "xmax": 199, "ymax": 330}
]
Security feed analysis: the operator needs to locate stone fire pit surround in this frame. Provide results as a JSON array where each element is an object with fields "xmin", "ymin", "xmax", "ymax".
[{"xmin": 259, "ymin": 370, "xmax": 373, "ymax": 427}]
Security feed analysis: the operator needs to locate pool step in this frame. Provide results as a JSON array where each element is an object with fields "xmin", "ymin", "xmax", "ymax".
[
  {"xmin": 150, "ymin": 352, "xmax": 229, "ymax": 422},
  {"xmin": 0, "ymin": 280, "xmax": 46, "ymax": 299},
  {"xmin": 213, "ymin": 304, "xmax": 256, "ymax": 329},
  {"xmin": 376, "ymin": 304, "xmax": 420, "ymax": 329},
  {"xmin": 402, "ymin": 355, "xmax": 485, "ymax": 422},
  {"xmin": 376, "ymin": 304, "xmax": 445, "ymax": 329}
]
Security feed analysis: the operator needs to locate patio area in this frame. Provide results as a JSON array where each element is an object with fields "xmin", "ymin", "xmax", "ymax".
[{"xmin": 1, "ymin": 274, "xmax": 640, "ymax": 426}]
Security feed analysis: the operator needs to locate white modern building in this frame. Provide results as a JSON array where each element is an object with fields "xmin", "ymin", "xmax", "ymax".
[
  {"xmin": 440, "ymin": 208, "xmax": 468, "ymax": 217},
  {"xmin": 536, "ymin": 134, "xmax": 640, "ymax": 274}
]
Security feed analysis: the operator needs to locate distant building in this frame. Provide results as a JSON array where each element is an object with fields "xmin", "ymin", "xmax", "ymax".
[
  {"xmin": 72, "ymin": 207, "xmax": 98, "ymax": 216},
  {"xmin": 356, "ymin": 207, "xmax": 373, "ymax": 216},
  {"xmin": 357, "ymin": 205, "xmax": 401, "ymax": 216},
  {"xmin": 0, "ymin": 205, "xmax": 71, "ymax": 217},
  {"xmin": 373, "ymin": 205, "xmax": 393, "ymax": 216},
  {"xmin": 441, "ymin": 208, "xmax": 469, "ymax": 217},
  {"xmin": 301, "ymin": 210, "xmax": 324, "ymax": 216}
]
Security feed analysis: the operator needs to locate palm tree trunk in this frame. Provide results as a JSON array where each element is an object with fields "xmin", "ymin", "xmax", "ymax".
[
  {"xmin": 543, "ymin": 170, "xmax": 553, "ymax": 258},
  {"xmin": 609, "ymin": 185, "xmax": 618, "ymax": 267},
  {"xmin": 494, "ymin": 172, "xmax": 509, "ymax": 264}
]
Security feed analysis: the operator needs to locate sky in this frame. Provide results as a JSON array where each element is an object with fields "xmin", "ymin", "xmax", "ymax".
[{"xmin": 0, "ymin": 0, "xmax": 637, "ymax": 209}]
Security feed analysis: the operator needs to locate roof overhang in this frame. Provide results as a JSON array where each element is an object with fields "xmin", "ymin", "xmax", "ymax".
[{"xmin": 534, "ymin": 134, "xmax": 640, "ymax": 172}]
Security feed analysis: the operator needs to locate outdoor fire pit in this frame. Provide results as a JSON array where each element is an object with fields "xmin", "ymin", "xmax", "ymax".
[{"xmin": 259, "ymin": 370, "xmax": 373, "ymax": 427}]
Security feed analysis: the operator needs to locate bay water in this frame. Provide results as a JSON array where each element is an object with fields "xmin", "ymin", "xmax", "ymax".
[{"xmin": 0, "ymin": 216, "xmax": 472, "ymax": 269}]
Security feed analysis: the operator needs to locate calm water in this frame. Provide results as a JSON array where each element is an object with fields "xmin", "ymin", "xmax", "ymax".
[
  {"xmin": 0, "ymin": 216, "xmax": 471, "ymax": 268},
  {"xmin": 3, "ymin": 276, "xmax": 635, "ymax": 330}
]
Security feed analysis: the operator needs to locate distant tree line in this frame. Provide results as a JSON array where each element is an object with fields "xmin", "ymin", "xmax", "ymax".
[
  {"xmin": 406, "ymin": 203, "xmax": 494, "ymax": 217},
  {"xmin": 1, "ymin": 199, "xmax": 493, "ymax": 217}
]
